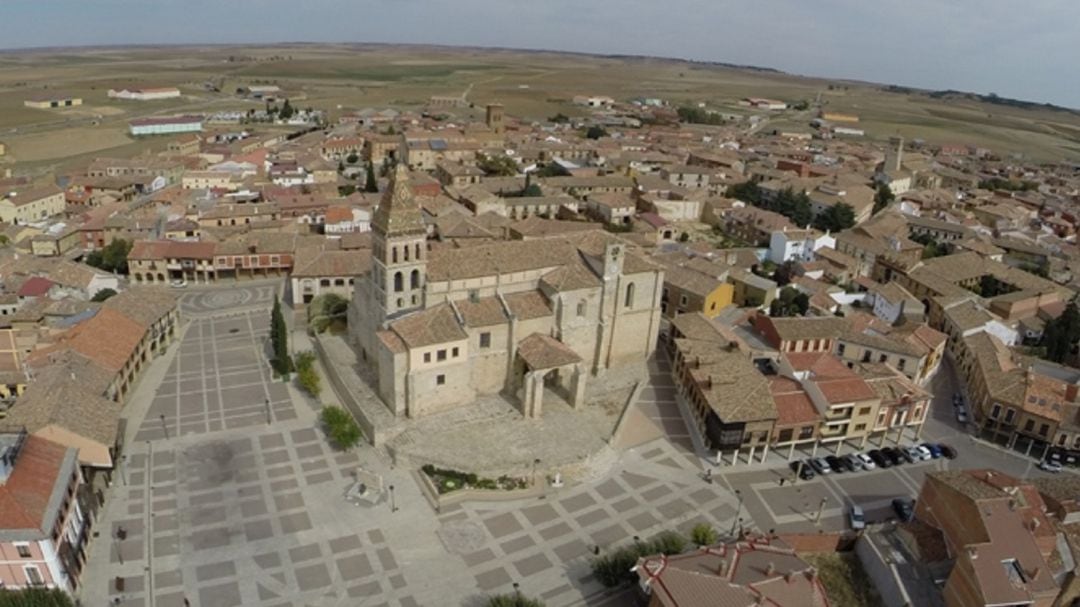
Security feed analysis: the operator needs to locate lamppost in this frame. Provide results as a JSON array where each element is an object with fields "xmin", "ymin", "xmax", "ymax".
[
  {"xmin": 159, "ymin": 414, "xmax": 169, "ymax": 440},
  {"xmin": 115, "ymin": 526, "xmax": 127, "ymax": 564},
  {"xmin": 388, "ymin": 484, "xmax": 397, "ymax": 513},
  {"xmin": 531, "ymin": 458, "xmax": 541, "ymax": 487},
  {"xmin": 729, "ymin": 489, "xmax": 743, "ymax": 535},
  {"xmin": 265, "ymin": 397, "xmax": 272, "ymax": 425},
  {"xmin": 815, "ymin": 497, "xmax": 828, "ymax": 525},
  {"xmin": 512, "ymin": 582, "xmax": 521, "ymax": 599}
]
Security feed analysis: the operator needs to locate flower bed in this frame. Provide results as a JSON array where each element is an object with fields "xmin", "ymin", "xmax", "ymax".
[{"xmin": 420, "ymin": 464, "xmax": 528, "ymax": 495}]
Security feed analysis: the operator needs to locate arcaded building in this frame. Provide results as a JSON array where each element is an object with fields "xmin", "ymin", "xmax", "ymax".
[{"xmin": 350, "ymin": 165, "xmax": 664, "ymax": 418}]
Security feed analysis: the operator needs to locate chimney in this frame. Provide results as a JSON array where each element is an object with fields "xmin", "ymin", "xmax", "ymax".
[
  {"xmin": 764, "ymin": 562, "xmax": 776, "ymax": 576},
  {"xmin": 968, "ymin": 546, "xmax": 978, "ymax": 560},
  {"xmin": 1067, "ymin": 383, "xmax": 1079, "ymax": 403}
]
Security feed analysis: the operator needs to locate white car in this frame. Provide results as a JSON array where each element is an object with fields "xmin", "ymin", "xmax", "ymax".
[
  {"xmin": 911, "ymin": 444, "xmax": 937, "ymax": 457},
  {"xmin": 856, "ymin": 452, "xmax": 877, "ymax": 470},
  {"xmin": 170, "ymin": 279, "xmax": 187, "ymax": 288},
  {"xmin": 1038, "ymin": 460, "xmax": 1063, "ymax": 473}
]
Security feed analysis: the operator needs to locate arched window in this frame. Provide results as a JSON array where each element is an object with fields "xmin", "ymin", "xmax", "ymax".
[
  {"xmin": 624, "ymin": 283, "xmax": 635, "ymax": 308},
  {"xmin": 410, "ymin": 269, "xmax": 421, "ymax": 289},
  {"xmin": 392, "ymin": 246, "xmax": 398, "ymax": 264},
  {"xmin": 394, "ymin": 271, "xmax": 403, "ymax": 293}
]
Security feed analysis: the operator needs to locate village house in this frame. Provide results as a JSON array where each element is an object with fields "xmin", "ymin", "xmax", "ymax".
[{"xmin": 0, "ymin": 186, "xmax": 66, "ymax": 224}]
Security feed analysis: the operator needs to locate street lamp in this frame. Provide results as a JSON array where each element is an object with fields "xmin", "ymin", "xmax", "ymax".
[
  {"xmin": 265, "ymin": 397, "xmax": 272, "ymax": 425},
  {"xmin": 159, "ymin": 414, "xmax": 169, "ymax": 439},
  {"xmin": 388, "ymin": 484, "xmax": 397, "ymax": 513},
  {"xmin": 531, "ymin": 458, "xmax": 541, "ymax": 487},
  {"xmin": 729, "ymin": 489, "xmax": 743, "ymax": 536},
  {"xmin": 115, "ymin": 526, "xmax": 127, "ymax": 564},
  {"xmin": 815, "ymin": 497, "xmax": 828, "ymax": 525}
]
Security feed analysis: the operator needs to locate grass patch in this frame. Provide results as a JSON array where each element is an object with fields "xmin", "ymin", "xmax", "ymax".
[{"xmin": 804, "ymin": 552, "xmax": 883, "ymax": 607}]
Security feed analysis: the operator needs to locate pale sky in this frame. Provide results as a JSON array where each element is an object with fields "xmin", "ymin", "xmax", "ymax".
[{"xmin": 3, "ymin": 0, "xmax": 1078, "ymax": 107}]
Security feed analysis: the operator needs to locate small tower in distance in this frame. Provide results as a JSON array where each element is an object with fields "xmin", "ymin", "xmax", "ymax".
[
  {"xmin": 885, "ymin": 135, "xmax": 904, "ymax": 173},
  {"xmin": 486, "ymin": 103, "xmax": 505, "ymax": 135}
]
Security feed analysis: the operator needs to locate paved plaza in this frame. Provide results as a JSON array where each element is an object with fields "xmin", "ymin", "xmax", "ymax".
[{"xmin": 78, "ymin": 283, "xmax": 1073, "ymax": 606}]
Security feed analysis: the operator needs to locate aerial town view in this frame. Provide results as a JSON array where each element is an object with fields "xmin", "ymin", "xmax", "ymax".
[{"xmin": 1, "ymin": 3, "xmax": 1080, "ymax": 607}]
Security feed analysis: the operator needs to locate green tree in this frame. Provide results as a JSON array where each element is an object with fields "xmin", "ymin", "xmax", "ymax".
[
  {"xmin": 338, "ymin": 184, "xmax": 357, "ymax": 197},
  {"xmin": 676, "ymin": 106, "xmax": 725, "ymax": 126},
  {"xmin": 726, "ymin": 180, "xmax": 762, "ymax": 205},
  {"xmin": 690, "ymin": 523, "xmax": 718, "ymax": 546},
  {"xmin": 534, "ymin": 163, "xmax": 567, "ymax": 178},
  {"xmin": 584, "ymin": 126, "xmax": 608, "ymax": 140},
  {"xmin": 487, "ymin": 594, "xmax": 546, "ymax": 607},
  {"xmin": 86, "ymin": 239, "xmax": 133, "ymax": 274},
  {"xmin": 270, "ymin": 296, "xmax": 292, "ymax": 376},
  {"xmin": 345, "ymin": 152, "xmax": 359, "ymax": 165},
  {"xmin": 1041, "ymin": 302, "xmax": 1080, "ymax": 364},
  {"xmin": 477, "ymin": 153, "xmax": 519, "ymax": 176},
  {"xmin": 0, "ymin": 588, "xmax": 74, "ymax": 607},
  {"xmin": 320, "ymin": 406, "xmax": 362, "ymax": 450},
  {"xmin": 772, "ymin": 261, "xmax": 796, "ymax": 286},
  {"xmin": 812, "ymin": 203, "xmax": 856, "ymax": 232},
  {"xmin": 364, "ymin": 162, "xmax": 379, "ymax": 193},
  {"xmin": 770, "ymin": 286, "xmax": 810, "ymax": 317},
  {"xmin": 91, "ymin": 288, "xmax": 117, "ymax": 302},
  {"xmin": 548, "ymin": 113, "xmax": 570, "ymax": 124},
  {"xmin": 873, "ymin": 183, "xmax": 895, "ymax": 215},
  {"xmin": 279, "ymin": 98, "xmax": 295, "ymax": 120}
]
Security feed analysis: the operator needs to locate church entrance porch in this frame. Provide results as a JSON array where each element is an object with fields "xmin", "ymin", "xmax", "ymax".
[{"xmin": 513, "ymin": 333, "xmax": 587, "ymax": 419}]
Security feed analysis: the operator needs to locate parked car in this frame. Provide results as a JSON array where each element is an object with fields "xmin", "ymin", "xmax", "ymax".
[
  {"xmin": 868, "ymin": 449, "xmax": 891, "ymax": 468},
  {"xmin": 809, "ymin": 457, "xmax": 832, "ymax": 475},
  {"xmin": 882, "ymin": 447, "xmax": 905, "ymax": 466},
  {"xmin": 1038, "ymin": 459, "xmax": 1063, "ymax": 473},
  {"xmin": 170, "ymin": 278, "xmax": 187, "ymax": 288},
  {"xmin": 845, "ymin": 453, "xmax": 865, "ymax": 472},
  {"xmin": 849, "ymin": 505, "xmax": 866, "ymax": 530},
  {"xmin": 892, "ymin": 498, "xmax": 915, "ymax": 522},
  {"xmin": 855, "ymin": 452, "xmax": 877, "ymax": 470},
  {"xmin": 938, "ymin": 443, "xmax": 958, "ymax": 459},
  {"xmin": 922, "ymin": 442, "xmax": 943, "ymax": 459},
  {"xmin": 790, "ymin": 460, "xmax": 815, "ymax": 480},
  {"xmin": 907, "ymin": 445, "xmax": 931, "ymax": 461},
  {"xmin": 897, "ymin": 447, "xmax": 917, "ymax": 464},
  {"xmin": 826, "ymin": 455, "xmax": 849, "ymax": 473}
]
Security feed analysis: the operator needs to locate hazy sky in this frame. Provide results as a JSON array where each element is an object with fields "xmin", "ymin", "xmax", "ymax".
[{"xmin": 3, "ymin": 0, "xmax": 1078, "ymax": 107}]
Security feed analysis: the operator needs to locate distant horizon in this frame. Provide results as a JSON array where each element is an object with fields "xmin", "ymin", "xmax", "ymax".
[
  {"xmin": 1, "ymin": 0, "xmax": 1077, "ymax": 108},
  {"xmin": 0, "ymin": 39, "xmax": 1075, "ymax": 112}
]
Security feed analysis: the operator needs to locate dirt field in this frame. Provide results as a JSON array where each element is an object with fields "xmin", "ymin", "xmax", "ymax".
[{"xmin": 0, "ymin": 44, "xmax": 1077, "ymax": 164}]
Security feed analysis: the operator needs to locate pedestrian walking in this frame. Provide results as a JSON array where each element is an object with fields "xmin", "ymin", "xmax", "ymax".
[{"xmin": 704, "ymin": 468, "xmax": 713, "ymax": 484}]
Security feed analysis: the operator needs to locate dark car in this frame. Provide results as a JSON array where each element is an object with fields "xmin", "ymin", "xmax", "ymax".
[
  {"xmin": 892, "ymin": 498, "xmax": 915, "ymax": 522},
  {"xmin": 868, "ymin": 449, "xmax": 892, "ymax": 468},
  {"xmin": 895, "ymin": 447, "xmax": 916, "ymax": 464},
  {"xmin": 825, "ymin": 455, "xmax": 847, "ymax": 473},
  {"xmin": 922, "ymin": 442, "xmax": 943, "ymax": 458},
  {"xmin": 882, "ymin": 447, "xmax": 905, "ymax": 466},
  {"xmin": 938, "ymin": 443, "xmax": 958, "ymax": 459},
  {"xmin": 790, "ymin": 460, "xmax": 815, "ymax": 480}
]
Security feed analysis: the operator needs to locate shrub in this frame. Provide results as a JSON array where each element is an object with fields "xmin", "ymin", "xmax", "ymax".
[
  {"xmin": 91, "ymin": 288, "xmax": 117, "ymax": 302},
  {"xmin": 690, "ymin": 523, "xmax": 718, "ymax": 546},
  {"xmin": 648, "ymin": 531, "xmax": 687, "ymax": 555},
  {"xmin": 297, "ymin": 365, "xmax": 321, "ymax": 398},
  {"xmin": 320, "ymin": 406, "xmax": 362, "ymax": 450},
  {"xmin": 0, "ymin": 588, "xmax": 74, "ymax": 607},
  {"xmin": 487, "ymin": 594, "xmax": 546, "ymax": 607}
]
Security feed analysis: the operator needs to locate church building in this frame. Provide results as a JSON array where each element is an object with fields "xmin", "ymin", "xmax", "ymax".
[{"xmin": 350, "ymin": 165, "xmax": 664, "ymax": 418}]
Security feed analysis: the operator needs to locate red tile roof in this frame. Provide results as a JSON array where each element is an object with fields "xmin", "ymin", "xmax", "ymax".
[
  {"xmin": 17, "ymin": 276, "xmax": 54, "ymax": 298},
  {"xmin": 0, "ymin": 435, "xmax": 71, "ymax": 533}
]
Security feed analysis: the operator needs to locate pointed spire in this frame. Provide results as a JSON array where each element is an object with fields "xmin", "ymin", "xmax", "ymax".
[{"xmin": 372, "ymin": 163, "xmax": 425, "ymax": 236}]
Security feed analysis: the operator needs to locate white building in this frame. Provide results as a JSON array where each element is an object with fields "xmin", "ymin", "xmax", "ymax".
[
  {"xmin": 768, "ymin": 228, "xmax": 835, "ymax": 264},
  {"xmin": 129, "ymin": 115, "xmax": 202, "ymax": 136},
  {"xmin": 108, "ymin": 87, "xmax": 182, "ymax": 101}
]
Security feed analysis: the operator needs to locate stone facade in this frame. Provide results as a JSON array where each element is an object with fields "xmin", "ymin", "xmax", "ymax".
[{"xmin": 351, "ymin": 165, "xmax": 664, "ymax": 419}]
